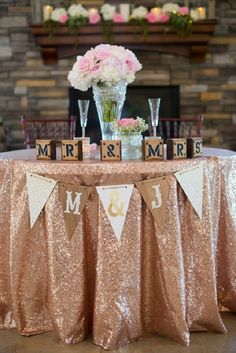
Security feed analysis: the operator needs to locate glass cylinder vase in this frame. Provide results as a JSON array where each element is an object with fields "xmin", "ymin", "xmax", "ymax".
[
  {"xmin": 92, "ymin": 81, "xmax": 127, "ymax": 140},
  {"xmin": 120, "ymin": 132, "xmax": 143, "ymax": 160}
]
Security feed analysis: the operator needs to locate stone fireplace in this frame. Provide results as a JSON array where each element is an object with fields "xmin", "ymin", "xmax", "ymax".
[{"xmin": 0, "ymin": 1, "xmax": 236, "ymax": 151}]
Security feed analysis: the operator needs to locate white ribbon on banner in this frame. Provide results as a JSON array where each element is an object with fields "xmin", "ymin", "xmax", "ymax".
[
  {"xmin": 26, "ymin": 172, "xmax": 57, "ymax": 227},
  {"xmin": 96, "ymin": 184, "xmax": 134, "ymax": 241},
  {"xmin": 174, "ymin": 162, "xmax": 204, "ymax": 219}
]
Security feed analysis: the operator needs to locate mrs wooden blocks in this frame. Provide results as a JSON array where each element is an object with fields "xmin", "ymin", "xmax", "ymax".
[
  {"xmin": 100, "ymin": 140, "xmax": 121, "ymax": 161},
  {"xmin": 36, "ymin": 140, "xmax": 56, "ymax": 160}
]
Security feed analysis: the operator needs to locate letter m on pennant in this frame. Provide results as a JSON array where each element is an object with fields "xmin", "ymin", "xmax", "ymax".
[{"xmin": 64, "ymin": 191, "xmax": 82, "ymax": 215}]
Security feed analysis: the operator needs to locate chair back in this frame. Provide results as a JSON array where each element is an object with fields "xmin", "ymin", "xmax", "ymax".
[
  {"xmin": 21, "ymin": 116, "xmax": 76, "ymax": 149},
  {"xmin": 148, "ymin": 115, "xmax": 203, "ymax": 139}
]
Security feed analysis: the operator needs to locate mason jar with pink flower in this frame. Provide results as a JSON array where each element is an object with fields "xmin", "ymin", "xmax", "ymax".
[{"xmin": 112, "ymin": 117, "xmax": 148, "ymax": 160}]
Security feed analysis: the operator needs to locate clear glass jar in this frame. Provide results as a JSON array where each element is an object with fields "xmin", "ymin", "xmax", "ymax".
[{"xmin": 120, "ymin": 132, "xmax": 143, "ymax": 160}]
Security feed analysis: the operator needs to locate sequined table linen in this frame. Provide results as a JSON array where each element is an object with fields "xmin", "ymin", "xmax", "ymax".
[{"xmin": 0, "ymin": 156, "xmax": 235, "ymax": 349}]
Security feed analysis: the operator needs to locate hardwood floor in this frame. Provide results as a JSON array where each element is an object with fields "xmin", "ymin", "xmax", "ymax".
[{"xmin": 0, "ymin": 312, "xmax": 236, "ymax": 353}]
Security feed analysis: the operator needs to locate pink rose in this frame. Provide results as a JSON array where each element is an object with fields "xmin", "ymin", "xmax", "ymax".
[
  {"xmin": 89, "ymin": 13, "xmax": 101, "ymax": 24},
  {"xmin": 159, "ymin": 14, "xmax": 170, "ymax": 23},
  {"xmin": 78, "ymin": 51, "xmax": 96, "ymax": 73},
  {"xmin": 179, "ymin": 7, "xmax": 189, "ymax": 15},
  {"xmin": 118, "ymin": 118, "xmax": 138, "ymax": 128},
  {"xmin": 59, "ymin": 14, "xmax": 68, "ymax": 24},
  {"xmin": 146, "ymin": 12, "xmax": 158, "ymax": 23},
  {"xmin": 125, "ymin": 51, "xmax": 142, "ymax": 72},
  {"xmin": 112, "ymin": 13, "xmax": 125, "ymax": 23},
  {"xmin": 94, "ymin": 44, "xmax": 112, "ymax": 61}
]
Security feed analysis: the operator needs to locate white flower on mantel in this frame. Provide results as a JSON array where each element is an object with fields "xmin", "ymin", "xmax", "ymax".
[
  {"xmin": 131, "ymin": 6, "xmax": 148, "ymax": 20},
  {"xmin": 51, "ymin": 8, "xmax": 67, "ymax": 22},
  {"xmin": 162, "ymin": 3, "xmax": 180, "ymax": 13},
  {"xmin": 100, "ymin": 3, "xmax": 116, "ymax": 20},
  {"xmin": 190, "ymin": 9, "xmax": 201, "ymax": 21},
  {"xmin": 68, "ymin": 4, "xmax": 89, "ymax": 18}
]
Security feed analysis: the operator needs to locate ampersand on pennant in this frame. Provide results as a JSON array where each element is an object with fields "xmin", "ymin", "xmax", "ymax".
[{"xmin": 108, "ymin": 190, "xmax": 124, "ymax": 217}]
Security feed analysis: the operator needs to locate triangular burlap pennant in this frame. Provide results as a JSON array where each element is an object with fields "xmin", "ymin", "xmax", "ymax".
[
  {"xmin": 59, "ymin": 183, "xmax": 92, "ymax": 239},
  {"xmin": 96, "ymin": 184, "xmax": 134, "ymax": 241},
  {"xmin": 26, "ymin": 172, "xmax": 57, "ymax": 228},
  {"xmin": 135, "ymin": 176, "xmax": 171, "ymax": 231},
  {"xmin": 174, "ymin": 162, "xmax": 204, "ymax": 219}
]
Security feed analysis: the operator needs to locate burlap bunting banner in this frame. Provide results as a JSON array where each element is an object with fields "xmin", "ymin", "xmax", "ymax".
[
  {"xmin": 96, "ymin": 184, "xmax": 134, "ymax": 241},
  {"xmin": 59, "ymin": 183, "xmax": 92, "ymax": 239},
  {"xmin": 26, "ymin": 172, "xmax": 57, "ymax": 228},
  {"xmin": 135, "ymin": 176, "xmax": 171, "ymax": 231}
]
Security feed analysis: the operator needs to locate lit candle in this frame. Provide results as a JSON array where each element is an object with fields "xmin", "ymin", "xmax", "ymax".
[
  {"xmin": 119, "ymin": 4, "xmax": 130, "ymax": 22},
  {"xmin": 197, "ymin": 7, "xmax": 206, "ymax": 19},
  {"xmin": 151, "ymin": 7, "xmax": 162, "ymax": 16},
  {"xmin": 89, "ymin": 8, "xmax": 99, "ymax": 15},
  {"xmin": 43, "ymin": 5, "xmax": 53, "ymax": 21}
]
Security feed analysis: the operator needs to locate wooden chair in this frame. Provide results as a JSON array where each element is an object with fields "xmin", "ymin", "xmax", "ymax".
[
  {"xmin": 148, "ymin": 114, "xmax": 204, "ymax": 139},
  {"xmin": 21, "ymin": 115, "xmax": 77, "ymax": 149}
]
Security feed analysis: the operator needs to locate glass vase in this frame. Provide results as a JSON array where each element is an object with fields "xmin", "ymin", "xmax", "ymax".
[
  {"xmin": 120, "ymin": 132, "xmax": 143, "ymax": 160},
  {"xmin": 92, "ymin": 81, "xmax": 127, "ymax": 140}
]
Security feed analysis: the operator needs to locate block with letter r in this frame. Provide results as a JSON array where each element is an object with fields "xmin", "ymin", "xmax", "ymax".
[
  {"xmin": 143, "ymin": 139, "xmax": 164, "ymax": 161},
  {"xmin": 36, "ymin": 140, "xmax": 56, "ymax": 160},
  {"xmin": 167, "ymin": 138, "xmax": 187, "ymax": 160},
  {"xmin": 61, "ymin": 140, "xmax": 82, "ymax": 161},
  {"xmin": 100, "ymin": 140, "xmax": 121, "ymax": 161}
]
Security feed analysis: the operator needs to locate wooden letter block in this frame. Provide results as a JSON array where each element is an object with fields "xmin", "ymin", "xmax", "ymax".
[
  {"xmin": 187, "ymin": 137, "xmax": 203, "ymax": 158},
  {"xmin": 167, "ymin": 138, "xmax": 187, "ymax": 160},
  {"xmin": 61, "ymin": 140, "xmax": 82, "ymax": 161},
  {"xmin": 100, "ymin": 140, "xmax": 121, "ymax": 161},
  {"xmin": 143, "ymin": 139, "xmax": 164, "ymax": 161},
  {"xmin": 36, "ymin": 139, "xmax": 56, "ymax": 160}
]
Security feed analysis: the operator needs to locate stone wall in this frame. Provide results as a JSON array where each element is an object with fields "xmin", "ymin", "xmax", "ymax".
[{"xmin": 0, "ymin": 0, "xmax": 236, "ymax": 150}]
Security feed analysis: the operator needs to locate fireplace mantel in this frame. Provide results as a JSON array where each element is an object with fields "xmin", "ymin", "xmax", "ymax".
[{"xmin": 31, "ymin": 20, "xmax": 216, "ymax": 65}]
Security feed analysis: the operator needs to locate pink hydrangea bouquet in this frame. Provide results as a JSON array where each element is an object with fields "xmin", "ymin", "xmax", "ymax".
[
  {"xmin": 68, "ymin": 44, "xmax": 142, "ymax": 91},
  {"xmin": 112, "ymin": 117, "xmax": 148, "ymax": 134}
]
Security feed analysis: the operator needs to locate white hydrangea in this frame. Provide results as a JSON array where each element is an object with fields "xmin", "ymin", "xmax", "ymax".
[
  {"xmin": 68, "ymin": 4, "xmax": 89, "ymax": 18},
  {"xmin": 100, "ymin": 3, "xmax": 116, "ymax": 20},
  {"xmin": 97, "ymin": 66, "xmax": 121, "ymax": 84},
  {"xmin": 190, "ymin": 9, "xmax": 200, "ymax": 21},
  {"xmin": 162, "ymin": 3, "xmax": 180, "ymax": 13},
  {"xmin": 51, "ymin": 8, "xmax": 67, "ymax": 22},
  {"xmin": 131, "ymin": 6, "xmax": 148, "ymax": 20}
]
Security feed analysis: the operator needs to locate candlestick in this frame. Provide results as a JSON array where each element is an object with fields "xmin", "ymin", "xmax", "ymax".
[
  {"xmin": 43, "ymin": 5, "xmax": 53, "ymax": 21},
  {"xmin": 119, "ymin": 4, "xmax": 130, "ymax": 22},
  {"xmin": 196, "ymin": 7, "xmax": 206, "ymax": 20}
]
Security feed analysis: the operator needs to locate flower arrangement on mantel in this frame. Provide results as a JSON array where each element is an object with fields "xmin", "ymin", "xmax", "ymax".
[{"xmin": 44, "ymin": 2, "xmax": 204, "ymax": 38}]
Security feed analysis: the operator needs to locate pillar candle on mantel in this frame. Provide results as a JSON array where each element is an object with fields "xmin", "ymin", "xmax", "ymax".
[
  {"xmin": 89, "ymin": 8, "xmax": 99, "ymax": 15},
  {"xmin": 43, "ymin": 5, "xmax": 53, "ymax": 21},
  {"xmin": 196, "ymin": 7, "xmax": 206, "ymax": 19},
  {"xmin": 119, "ymin": 4, "xmax": 130, "ymax": 22},
  {"xmin": 151, "ymin": 7, "xmax": 162, "ymax": 17}
]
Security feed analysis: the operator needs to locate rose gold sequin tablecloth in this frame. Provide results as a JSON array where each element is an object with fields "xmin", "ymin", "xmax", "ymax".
[{"xmin": 0, "ymin": 153, "xmax": 235, "ymax": 350}]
